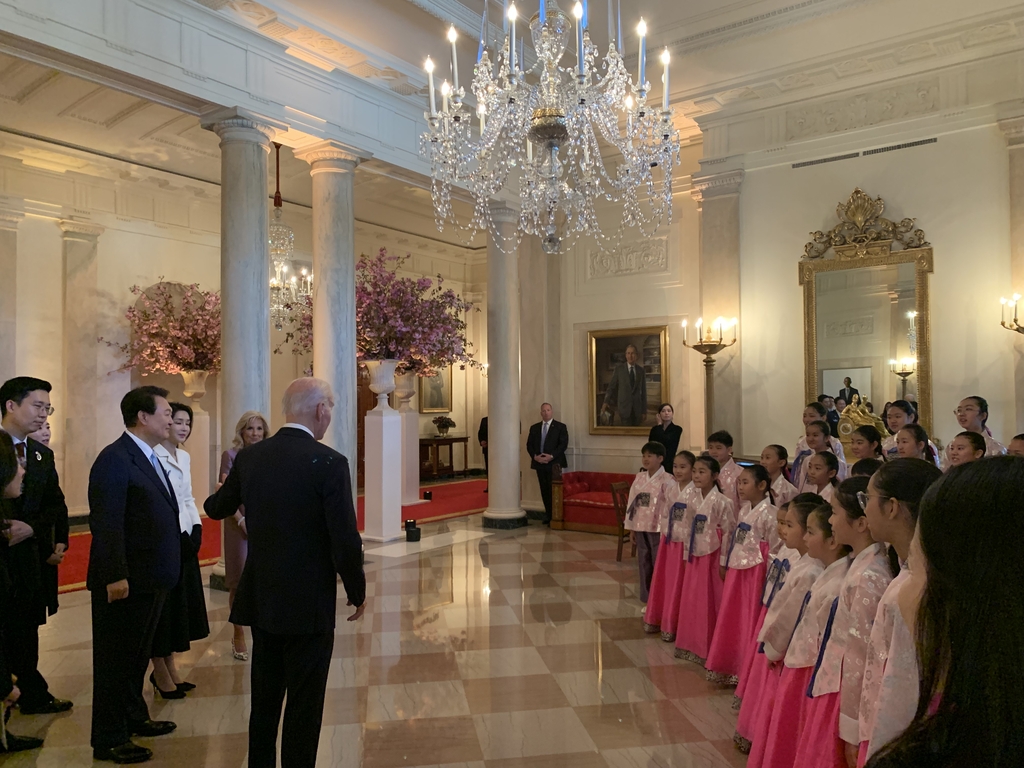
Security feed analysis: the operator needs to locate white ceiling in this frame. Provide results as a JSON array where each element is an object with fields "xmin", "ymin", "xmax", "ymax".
[{"xmin": 0, "ymin": 50, "xmax": 481, "ymax": 247}]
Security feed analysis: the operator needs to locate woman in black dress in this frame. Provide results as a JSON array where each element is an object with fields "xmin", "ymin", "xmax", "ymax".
[
  {"xmin": 648, "ymin": 403, "xmax": 683, "ymax": 473},
  {"xmin": 150, "ymin": 403, "xmax": 210, "ymax": 697}
]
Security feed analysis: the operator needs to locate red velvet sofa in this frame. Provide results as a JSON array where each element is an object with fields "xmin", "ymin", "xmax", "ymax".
[{"xmin": 551, "ymin": 470, "xmax": 638, "ymax": 535}]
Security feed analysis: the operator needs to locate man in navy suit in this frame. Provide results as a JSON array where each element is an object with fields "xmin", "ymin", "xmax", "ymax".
[
  {"xmin": 526, "ymin": 403, "xmax": 569, "ymax": 524},
  {"xmin": 88, "ymin": 386, "xmax": 181, "ymax": 764},
  {"xmin": 205, "ymin": 377, "xmax": 365, "ymax": 768},
  {"xmin": 0, "ymin": 376, "xmax": 71, "ymax": 718}
]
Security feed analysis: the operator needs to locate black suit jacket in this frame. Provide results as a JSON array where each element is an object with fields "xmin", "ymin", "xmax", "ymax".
[
  {"xmin": 204, "ymin": 428, "xmax": 366, "ymax": 635},
  {"xmin": 526, "ymin": 420, "xmax": 568, "ymax": 471},
  {"xmin": 6, "ymin": 438, "xmax": 68, "ymax": 617},
  {"xmin": 478, "ymin": 417, "xmax": 488, "ymax": 451},
  {"xmin": 87, "ymin": 433, "xmax": 181, "ymax": 594},
  {"xmin": 838, "ymin": 387, "xmax": 860, "ymax": 404}
]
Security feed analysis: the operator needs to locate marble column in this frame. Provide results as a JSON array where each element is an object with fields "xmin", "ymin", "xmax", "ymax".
[
  {"xmin": 293, "ymin": 140, "xmax": 371, "ymax": 498},
  {"xmin": 0, "ymin": 206, "xmax": 24, "ymax": 379},
  {"xmin": 691, "ymin": 170, "xmax": 744, "ymax": 446},
  {"xmin": 483, "ymin": 205, "xmax": 527, "ymax": 529},
  {"xmin": 59, "ymin": 219, "xmax": 105, "ymax": 515},
  {"xmin": 201, "ymin": 107, "xmax": 284, "ymax": 587},
  {"xmin": 1000, "ymin": 116, "xmax": 1024, "ymax": 434}
]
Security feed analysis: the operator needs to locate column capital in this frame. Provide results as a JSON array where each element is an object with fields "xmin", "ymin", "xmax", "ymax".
[
  {"xmin": 199, "ymin": 106, "xmax": 288, "ymax": 147},
  {"xmin": 0, "ymin": 208, "xmax": 24, "ymax": 232},
  {"xmin": 57, "ymin": 219, "xmax": 104, "ymax": 239},
  {"xmin": 293, "ymin": 139, "xmax": 372, "ymax": 171},
  {"xmin": 998, "ymin": 115, "xmax": 1024, "ymax": 148},
  {"xmin": 691, "ymin": 169, "xmax": 744, "ymax": 203},
  {"xmin": 488, "ymin": 201, "xmax": 519, "ymax": 224}
]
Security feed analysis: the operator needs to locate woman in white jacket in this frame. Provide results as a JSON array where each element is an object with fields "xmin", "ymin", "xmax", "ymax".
[{"xmin": 150, "ymin": 402, "xmax": 210, "ymax": 697}]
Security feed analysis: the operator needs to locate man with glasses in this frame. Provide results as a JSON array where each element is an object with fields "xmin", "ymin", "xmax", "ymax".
[{"xmin": 0, "ymin": 377, "xmax": 72, "ymax": 719}]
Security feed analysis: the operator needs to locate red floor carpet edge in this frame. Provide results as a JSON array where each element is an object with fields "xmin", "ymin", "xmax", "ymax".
[{"xmin": 57, "ymin": 478, "xmax": 489, "ymax": 592}]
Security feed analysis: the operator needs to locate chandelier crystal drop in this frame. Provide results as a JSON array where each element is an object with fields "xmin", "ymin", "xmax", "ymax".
[{"xmin": 420, "ymin": 0, "xmax": 680, "ymax": 254}]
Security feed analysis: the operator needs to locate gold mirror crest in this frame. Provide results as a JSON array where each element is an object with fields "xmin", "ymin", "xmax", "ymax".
[{"xmin": 804, "ymin": 187, "xmax": 930, "ymax": 260}]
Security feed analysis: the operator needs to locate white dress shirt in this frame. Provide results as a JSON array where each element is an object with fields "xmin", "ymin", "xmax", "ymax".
[{"xmin": 282, "ymin": 423, "xmax": 314, "ymax": 437}]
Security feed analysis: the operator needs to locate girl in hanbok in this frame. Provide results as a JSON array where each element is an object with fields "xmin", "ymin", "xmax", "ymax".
[
  {"xmin": 895, "ymin": 424, "xmax": 938, "ymax": 465},
  {"xmin": 882, "ymin": 401, "xmax": 940, "ymax": 466},
  {"xmin": 796, "ymin": 477, "xmax": 892, "ymax": 768},
  {"xmin": 802, "ymin": 451, "xmax": 840, "ymax": 500},
  {"xmin": 761, "ymin": 444, "xmax": 798, "ymax": 507},
  {"xmin": 625, "ymin": 442, "xmax": 673, "ymax": 605},
  {"xmin": 673, "ymin": 456, "xmax": 735, "ymax": 664},
  {"xmin": 643, "ymin": 450, "xmax": 695, "ymax": 641},
  {"xmin": 734, "ymin": 497, "xmax": 823, "ymax": 754},
  {"xmin": 795, "ymin": 404, "xmax": 848, "ymax": 477},
  {"xmin": 750, "ymin": 504, "xmax": 851, "ymax": 768},
  {"xmin": 946, "ymin": 431, "xmax": 986, "ymax": 467},
  {"xmin": 940, "ymin": 395, "xmax": 1006, "ymax": 468},
  {"xmin": 706, "ymin": 465, "xmax": 780, "ymax": 683},
  {"xmin": 849, "ymin": 426, "xmax": 885, "ymax": 462},
  {"xmin": 856, "ymin": 458, "xmax": 941, "ymax": 767},
  {"xmin": 795, "ymin": 421, "xmax": 845, "ymax": 489},
  {"xmin": 867, "ymin": 457, "xmax": 1024, "ymax": 768}
]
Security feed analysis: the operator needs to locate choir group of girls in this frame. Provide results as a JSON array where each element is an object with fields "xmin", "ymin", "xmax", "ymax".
[{"xmin": 620, "ymin": 393, "xmax": 1024, "ymax": 768}]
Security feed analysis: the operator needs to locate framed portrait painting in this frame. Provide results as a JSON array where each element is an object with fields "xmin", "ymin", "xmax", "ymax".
[
  {"xmin": 419, "ymin": 367, "xmax": 453, "ymax": 413},
  {"xmin": 588, "ymin": 326, "xmax": 669, "ymax": 435}
]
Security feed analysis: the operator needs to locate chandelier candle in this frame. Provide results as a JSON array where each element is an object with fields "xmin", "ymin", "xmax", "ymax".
[
  {"xmin": 448, "ymin": 26, "xmax": 459, "ymax": 92},
  {"xmin": 660, "ymin": 48, "xmax": 670, "ymax": 110},
  {"xmin": 441, "ymin": 79, "xmax": 450, "ymax": 114},
  {"xmin": 508, "ymin": 3, "xmax": 517, "ymax": 72},
  {"xmin": 573, "ymin": 2, "xmax": 584, "ymax": 77},
  {"xmin": 637, "ymin": 17, "xmax": 646, "ymax": 90},
  {"xmin": 539, "ymin": 0, "xmax": 546, "ymax": 24},
  {"xmin": 478, "ymin": 0, "xmax": 488, "ymax": 61},
  {"xmin": 425, "ymin": 57, "xmax": 437, "ymax": 116}
]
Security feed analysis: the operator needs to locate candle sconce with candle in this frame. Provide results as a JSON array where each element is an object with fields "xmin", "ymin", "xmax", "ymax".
[
  {"xmin": 1001, "ymin": 293, "xmax": 1023, "ymax": 334},
  {"xmin": 682, "ymin": 316, "xmax": 737, "ymax": 436},
  {"xmin": 889, "ymin": 358, "xmax": 916, "ymax": 400}
]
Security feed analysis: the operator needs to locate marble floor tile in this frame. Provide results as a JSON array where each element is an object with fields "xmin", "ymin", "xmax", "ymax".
[
  {"xmin": 371, "ymin": 629, "xmax": 454, "ymax": 657},
  {"xmin": 442, "ymin": 605, "xmax": 521, "ymax": 628},
  {"xmin": 326, "ymin": 655, "xmax": 372, "ymax": 688},
  {"xmin": 315, "ymin": 723, "xmax": 364, "ymax": 768},
  {"xmin": 600, "ymin": 742, "xmax": 736, "ymax": 768},
  {"xmin": 519, "ymin": 598, "xmax": 592, "ymax": 625},
  {"xmin": 576, "ymin": 599, "xmax": 645, "ymax": 620},
  {"xmin": 484, "ymin": 754, "xmax": 609, "ymax": 768},
  {"xmin": 642, "ymin": 665, "xmax": 719, "ymax": 700},
  {"xmin": 454, "ymin": 647, "xmax": 550, "ymax": 679},
  {"xmin": 673, "ymin": 694, "xmax": 741, "ymax": 742},
  {"xmin": 366, "ymin": 680, "xmax": 471, "ymax": 722},
  {"xmin": 363, "ymin": 716, "xmax": 485, "ymax": 768},
  {"xmin": 472, "ymin": 707, "xmax": 598, "ymax": 759},
  {"xmin": 573, "ymin": 701, "xmax": 706, "ymax": 749},
  {"xmin": 532, "ymin": 641, "xmax": 637, "ymax": 673},
  {"xmin": 523, "ymin": 619, "xmax": 605, "ymax": 647},
  {"xmin": 369, "ymin": 652, "xmax": 463, "ymax": 685},
  {"xmin": 461, "ymin": 673, "xmax": 570, "ymax": 713},
  {"xmin": 614, "ymin": 638, "xmax": 682, "ymax": 668},
  {"xmin": 321, "ymin": 686, "xmax": 370, "ymax": 725},
  {"xmin": 553, "ymin": 668, "xmax": 667, "ymax": 706},
  {"xmin": 446, "ymin": 623, "xmax": 535, "ymax": 652}
]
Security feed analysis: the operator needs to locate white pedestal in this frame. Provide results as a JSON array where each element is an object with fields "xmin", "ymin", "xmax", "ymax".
[
  {"xmin": 363, "ymin": 398, "xmax": 404, "ymax": 542},
  {"xmin": 400, "ymin": 409, "xmax": 428, "ymax": 507},
  {"xmin": 189, "ymin": 401, "xmax": 212, "ymax": 508}
]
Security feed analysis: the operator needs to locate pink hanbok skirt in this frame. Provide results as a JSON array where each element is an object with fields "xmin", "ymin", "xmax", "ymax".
[
  {"xmin": 644, "ymin": 537, "xmax": 686, "ymax": 633},
  {"xmin": 794, "ymin": 689, "xmax": 844, "ymax": 768},
  {"xmin": 673, "ymin": 551, "xmax": 724, "ymax": 662},
  {"xmin": 750, "ymin": 665, "xmax": 814, "ymax": 768},
  {"xmin": 706, "ymin": 556, "xmax": 768, "ymax": 679},
  {"xmin": 736, "ymin": 604, "xmax": 770, "ymax": 699},
  {"xmin": 744, "ymin": 662, "xmax": 782, "ymax": 767},
  {"xmin": 857, "ymin": 740, "xmax": 870, "ymax": 768},
  {"xmin": 736, "ymin": 644, "xmax": 772, "ymax": 740}
]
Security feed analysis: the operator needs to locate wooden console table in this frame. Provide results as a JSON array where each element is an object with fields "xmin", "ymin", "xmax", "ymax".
[{"xmin": 419, "ymin": 436, "xmax": 470, "ymax": 480}]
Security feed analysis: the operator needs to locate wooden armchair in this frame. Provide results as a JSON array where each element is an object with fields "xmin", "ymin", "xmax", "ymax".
[{"xmin": 610, "ymin": 481, "xmax": 637, "ymax": 562}]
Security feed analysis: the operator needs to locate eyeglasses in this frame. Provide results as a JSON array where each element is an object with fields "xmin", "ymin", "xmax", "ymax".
[
  {"xmin": 856, "ymin": 491, "xmax": 890, "ymax": 510},
  {"xmin": 953, "ymin": 407, "xmax": 979, "ymax": 416},
  {"xmin": 32, "ymin": 403, "xmax": 55, "ymax": 416}
]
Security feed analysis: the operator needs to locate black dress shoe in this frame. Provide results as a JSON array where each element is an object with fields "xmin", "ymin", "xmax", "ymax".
[
  {"xmin": 175, "ymin": 681, "xmax": 196, "ymax": 692},
  {"xmin": 128, "ymin": 719, "xmax": 177, "ymax": 737},
  {"xmin": 18, "ymin": 697, "xmax": 73, "ymax": 714},
  {"xmin": 0, "ymin": 733, "xmax": 44, "ymax": 752},
  {"xmin": 148, "ymin": 673, "xmax": 186, "ymax": 699},
  {"xmin": 94, "ymin": 742, "xmax": 153, "ymax": 763}
]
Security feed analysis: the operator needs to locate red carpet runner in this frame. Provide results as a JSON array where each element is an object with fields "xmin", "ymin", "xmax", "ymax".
[{"xmin": 57, "ymin": 478, "xmax": 489, "ymax": 592}]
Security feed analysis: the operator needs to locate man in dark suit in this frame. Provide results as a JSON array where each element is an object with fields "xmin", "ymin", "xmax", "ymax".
[
  {"xmin": 601, "ymin": 344, "xmax": 647, "ymax": 426},
  {"xmin": 526, "ymin": 403, "xmax": 569, "ymax": 525},
  {"xmin": 478, "ymin": 416, "xmax": 488, "ymax": 490},
  {"xmin": 818, "ymin": 393, "xmax": 840, "ymax": 439},
  {"xmin": 838, "ymin": 377, "xmax": 860, "ymax": 406},
  {"xmin": 0, "ymin": 377, "xmax": 71, "ymax": 717},
  {"xmin": 88, "ymin": 386, "xmax": 180, "ymax": 764},
  {"xmin": 205, "ymin": 377, "xmax": 366, "ymax": 768}
]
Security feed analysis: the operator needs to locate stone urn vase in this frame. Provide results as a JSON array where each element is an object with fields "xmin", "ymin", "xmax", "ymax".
[
  {"xmin": 364, "ymin": 359, "xmax": 399, "ymax": 408},
  {"xmin": 180, "ymin": 370, "xmax": 209, "ymax": 400}
]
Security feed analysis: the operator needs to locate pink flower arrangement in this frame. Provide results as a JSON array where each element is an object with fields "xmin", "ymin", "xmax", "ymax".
[
  {"xmin": 275, "ymin": 248, "xmax": 479, "ymax": 377},
  {"xmin": 102, "ymin": 281, "xmax": 221, "ymax": 374}
]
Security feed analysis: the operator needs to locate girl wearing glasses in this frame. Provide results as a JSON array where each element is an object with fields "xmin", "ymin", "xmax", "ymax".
[
  {"xmin": 856, "ymin": 458, "xmax": 941, "ymax": 766},
  {"xmin": 796, "ymin": 477, "xmax": 891, "ymax": 768},
  {"xmin": 940, "ymin": 396, "xmax": 1006, "ymax": 470}
]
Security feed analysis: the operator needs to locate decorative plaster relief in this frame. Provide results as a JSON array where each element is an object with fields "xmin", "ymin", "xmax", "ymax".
[
  {"xmin": 586, "ymin": 238, "xmax": 668, "ymax": 280},
  {"xmin": 824, "ymin": 316, "xmax": 874, "ymax": 338},
  {"xmin": 786, "ymin": 79, "xmax": 940, "ymax": 141}
]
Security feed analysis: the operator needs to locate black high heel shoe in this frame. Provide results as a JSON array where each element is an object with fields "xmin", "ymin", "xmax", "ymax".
[
  {"xmin": 149, "ymin": 673, "xmax": 186, "ymax": 700},
  {"xmin": 175, "ymin": 681, "xmax": 196, "ymax": 692}
]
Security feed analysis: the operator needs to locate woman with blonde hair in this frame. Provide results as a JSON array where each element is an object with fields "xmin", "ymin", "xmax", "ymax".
[{"xmin": 219, "ymin": 410, "xmax": 269, "ymax": 660}]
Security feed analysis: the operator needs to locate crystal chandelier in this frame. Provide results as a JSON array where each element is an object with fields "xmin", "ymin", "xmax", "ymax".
[
  {"xmin": 420, "ymin": 0, "xmax": 680, "ymax": 254},
  {"xmin": 268, "ymin": 142, "xmax": 311, "ymax": 331}
]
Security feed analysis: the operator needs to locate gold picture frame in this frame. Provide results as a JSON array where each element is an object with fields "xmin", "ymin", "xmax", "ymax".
[
  {"xmin": 800, "ymin": 188, "xmax": 934, "ymax": 431},
  {"xmin": 588, "ymin": 326, "xmax": 670, "ymax": 435},
  {"xmin": 419, "ymin": 366, "xmax": 453, "ymax": 413}
]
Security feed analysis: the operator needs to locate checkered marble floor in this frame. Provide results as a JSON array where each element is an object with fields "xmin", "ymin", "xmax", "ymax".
[{"xmin": 10, "ymin": 517, "xmax": 745, "ymax": 767}]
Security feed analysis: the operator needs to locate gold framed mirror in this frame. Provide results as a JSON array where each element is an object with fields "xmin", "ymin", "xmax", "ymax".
[{"xmin": 800, "ymin": 188, "xmax": 934, "ymax": 432}]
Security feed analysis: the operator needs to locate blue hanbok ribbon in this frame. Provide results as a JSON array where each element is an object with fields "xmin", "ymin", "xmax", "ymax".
[
  {"xmin": 764, "ymin": 558, "xmax": 791, "ymax": 608},
  {"xmin": 791, "ymin": 449, "xmax": 812, "ymax": 486},
  {"xmin": 627, "ymin": 492, "xmax": 650, "ymax": 521},
  {"xmin": 724, "ymin": 522, "xmax": 752, "ymax": 573},
  {"xmin": 807, "ymin": 596, "xmax": 841, "ymax": 697},
  {"xmin": 688, "ymin": 514, "xmax": 708, "ymax": 563},
  {"xmin": 666, "ymin": 502, "xmax": 686, "ymax": 541},
  {"xmin": 785, "ymin": 590, "xmax": 813, "ymax": 652}
]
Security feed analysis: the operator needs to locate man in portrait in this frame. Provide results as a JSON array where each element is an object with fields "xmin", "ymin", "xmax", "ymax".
[{"xmin": 601, "ymin": 344, "xmax": 647, "ymax": 426}]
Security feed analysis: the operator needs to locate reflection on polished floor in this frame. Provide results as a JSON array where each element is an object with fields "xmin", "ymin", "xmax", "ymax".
[{"xmin": 10, "ymin": 517, "xmax": 745, "ymax": 767}]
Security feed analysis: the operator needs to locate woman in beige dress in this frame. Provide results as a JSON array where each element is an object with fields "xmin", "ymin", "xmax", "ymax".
[{"xmin": 219, "ymin": 411, "xmax": 268, "ymax": 660}]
